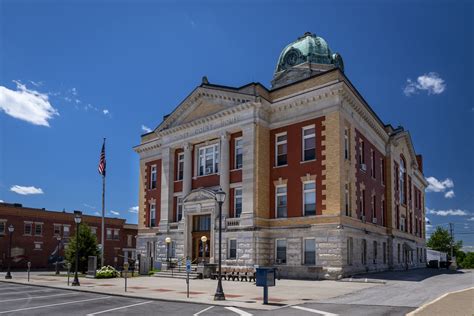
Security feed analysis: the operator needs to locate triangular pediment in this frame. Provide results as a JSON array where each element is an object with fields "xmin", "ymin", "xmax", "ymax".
[
  {"xmin": 392, "ymin": 131, "xmax": 418, "ymax": 169},
  {"xmin": 155, "ymin": 86, "xmax": 255, "ymax": 133},
  {"xmin": 183, "ymin": 188, "xmax": 217, "ymax": 203}
]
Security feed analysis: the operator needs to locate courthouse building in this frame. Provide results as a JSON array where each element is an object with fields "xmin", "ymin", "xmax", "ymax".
[{"xmin": 134, "ymin": 32, "xmax": 427, "ymax": 279}]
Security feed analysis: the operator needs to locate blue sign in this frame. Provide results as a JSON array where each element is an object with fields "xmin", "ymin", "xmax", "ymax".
[{"xmin": 186, "ymin": 259, "xmax": 191, "ymax": 273}]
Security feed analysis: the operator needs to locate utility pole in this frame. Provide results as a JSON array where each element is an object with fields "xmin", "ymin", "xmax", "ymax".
[{"xmin": 449, "ymin": 223, "xmax": 454, "ymax": 259}]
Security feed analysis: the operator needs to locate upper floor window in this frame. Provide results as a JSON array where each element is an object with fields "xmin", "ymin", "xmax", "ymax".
[
  {"xmin": 359, "ymin": 139, "xmax": 365, "ymax": 166},
  {"xmin": 54, "ymin": 224, "xmax": 61, "ymax": 236},
  {"xmin": 302, "ymin": 125, "xmax": 316, "ymax": 161},
  {"xmin": 176, "ymin": 197, "xmax": 183, "ymax": 222},
  {"xmin": 303, "ymin": 181, "xmax": 316, "ymax": 216},
  {"xmin": 372, "ymin": 195, "xmax": 377, "ymax": 220},
  {"xmin": 127, "ymin": 234, "xmax": 133, "ymax": 247},
  {"xmin": 345, "ymin": 183, "xmax": 350, "ymax": 216},
  {"xmin": 177, "ymin": 153, "xmax": 184, "ymax": 181},
  {"xmin": 198, "ymin": 144, "xmax": 219, "ymax": 176},
  {"xmin": 361, "ymin": 189, "xmax": 366, "ymax": 219},
  {"xmin": 35, "ymin": 223, "xmax": 43, "ymax": 236},
  {"xmin": 24, "ymin": 222, "xmax": 32, "ymax": 235},
  {"xmin": 106, "ymin": 228, "xmax": 113, "ymax": 240},
  {"xmin": 344, "ymin": 127, "xmax": 350, "ymax": 160},
  {"xmin": 90, "ymin": 227, "xmax": 97, "ymax": 236},
  {"xmin": 150, "ymin": 203, "xmax": 156, "ymax": 227},
  {"xmin": 381, "ymin": 200, "xmax": 385, "ymax": 226},
  {"xmin": 63, "ymin": 225, "xmax": 70, "ymax": 238},
  {"xmin": 150, "ymin": 165, "xmax": 157, "ymax": 189},
  {"xmin": 0, "ymin": 221, "xmax": 5, "ymax": 235},
  {"xmin": 381, "ymin": 158, "xmax": 385, "ymax": 185},
  {"xmin": 113, "ymin": 229, "xmax": 120, "ymax": 240},
  {"xmin": 234, "ymin": 138, "xmax": 243, "ymax": 169},
  {"xmin": 400, "ymin": 158, "xmax": 406, "ymax": 204},
  {"xmin": 275, "ymin": 133, "xmax": 287, "ymax": 166},
  {"xmin": 275, "ymin": 185, "xmax": 287, "ymax": 218},
  {"xmin": 234, "ymin": 187, "xmax": 243, "ymax": 218},
  {"xmin": 371, "ymin": 150, "xmax": 376, "ymax": 178}
]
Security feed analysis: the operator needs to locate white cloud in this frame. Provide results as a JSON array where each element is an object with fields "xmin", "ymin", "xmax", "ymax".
[
  {"xmin": 83, "ymin": 203, "xmax": 96, "ymax": 210},
  {"xmin": 467, "ymin": 217, "xmax": 474, "ymax": 221},
  {"xmin": 426, "ymin": 176, "xmax": 454, "ymax": 193},
  {"xmin": 141, "ymin": 125, "xmax": 152, "ymax": 133},
  {"xmin": 128, "ymin": 206, "xmax": 139, "ymax": 213},
  {"xmin": 444, "ymin": 190, "xmax": 455, "ymax": 199},
  {"xmin": 94, "ymin": 211, "xmax": 101, "ymax": 216},
  {"xmin": 404, "ymin": 72, "xmax": 446, "ymax": 96},
  {"xmin": 427, "ymin": 208, "xmax": 468, "ymax": 216},
  {"xmin": 102, "ymin": 109, "xmax": 109, "ymax": 115},
  {"xmin": 0, "ymin": 81, "xmax": 59, "ymax": 127},
  {"xmin": 0, "ymin": 200, "xmax": 4, "ymax": 203},
  {"xmin": 110, "ymin": 210, "xmax": 120, "ymax": 216},
  {"xmin": 10, "ymin": 185, "xmax": 44, "ymax": 195}
]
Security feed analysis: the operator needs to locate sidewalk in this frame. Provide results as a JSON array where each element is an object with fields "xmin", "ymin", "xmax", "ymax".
[
  {"xmin": 0, "ymin": 272, "xmax": 378, "ymax": 310},
  {"xmin": 408, "ymin": 287, "xmax": 474, "ymax": 316}
]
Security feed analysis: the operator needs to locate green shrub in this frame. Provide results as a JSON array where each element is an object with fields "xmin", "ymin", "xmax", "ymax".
[{"xmin": 96, "ymin": 265, "xmax": 119, "ymax": 279}]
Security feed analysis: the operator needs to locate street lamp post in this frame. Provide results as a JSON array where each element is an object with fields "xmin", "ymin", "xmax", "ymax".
[
  {"xmin": 55, "ymin": 235, "xmax": 62, "ymax": 275},
  {"xmin": 5, "ymin": 225, "xmax": 14, "ymax": 279},
  {"xmin": 72, "ymin": 210, "xmax": 82, "ymax": 286},
  {"xmin": 165, "ymin": 237, "xmax": 171, "ymax": 270},
  {"xmin": 214, "ymin": 188, "xmax": 226, "ymax": 301},
  {"xmin": 201, "ymin": 235, "xmax": 208, "ymax": 264}
]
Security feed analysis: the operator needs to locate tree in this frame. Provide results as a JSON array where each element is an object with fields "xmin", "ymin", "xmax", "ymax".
[
  {"xmin": 65, "ymin": 223, "xmax": 99, "ymax": 273},
  {"xmin": 426, "ymin": 226, "xmax": 462, "ymax": 259},
  {"xmin": 460, "ymin": 252, "xmax": 474, "ymax": 269}
]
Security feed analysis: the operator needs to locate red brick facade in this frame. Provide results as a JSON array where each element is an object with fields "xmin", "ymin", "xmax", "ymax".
[
  {"xmin": 0, "ymin": 203, "xmax": 137, "ymax": 270},
  {"xmin": 144, "ymin": 159, "xmax": 161, "ymax": 227}
]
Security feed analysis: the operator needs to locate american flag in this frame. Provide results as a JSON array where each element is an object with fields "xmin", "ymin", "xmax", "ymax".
[{"xmin": 98, "ymin": 140, "xmax": 106, "ymax": 176}]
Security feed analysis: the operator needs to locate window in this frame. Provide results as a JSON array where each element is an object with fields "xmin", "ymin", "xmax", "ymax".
[
  {"xmin": 34, "ymin": 242, "xmax": 43, "ymax": 250},
  {"xmin": 359, "ymin": 139, "xmax": 365, "ymax": 165},
  {"xmin": 150, "ymin": 165, "xmax": 157, "ymax": 189},
  {"xmin": 90, "ymin": 227, "xmax": 97, "ymax": 236},
  {"xmin": 400, "ymin": 158, "xmax": 406, "ymax": 204},
  {"xmin": 0, "ymin": 221, "xmax": 5, "ymax": 235},
  {"xmin": 361, "ymin": 239, "xmax": 367, "ymax": 265},
  {"xmin": 373, "ymin": 241, "xmax": 377, "ymax": 264},
  {"xmin": 361, "ymin": 190, "xmax": 366, "ymax": 219},
  {"xmin": 372, "ymin": 195, "xmax": 376, "ymax": 220},
  {"xmin": 347, "ymin": 237, "xmax": 353, "ymax": 265},
  {"xmin": 397, "ymin": 244, "xmax": 401, "ymax": 263},
  {"xmin": 113, "ymin": 229, "xmax": 120, "ymax": 240},
  {"xmin": 381, "ymin": 200, "xmax": 385, "ymax": 226},
  {"xmin": 150, "ymin": 203, "xmax": 156, "ymax": 227},
  {"xmin": 303, "ymin": 181, "xmax": 316, "ymax": 216},
  {"xmin": 24, "ymin": 222, "xmax": 32, "ymax": 235},
  {"xmin": 234, "ymin": 188, "xmax": 243, "ymax": 218},
  {"xmin": 304, "ymin": 239, "xmax": 316, "ymax": 265},
  {"xmin": 344, "ymin": 127, "xmax": 350, "ymax": 160},
  {"xmin": 35, "ymin": 223, "xmax": 43, "ymax": 236},
  {"xmin": 276, "ymin": 239, "xmax": 287, "ymax": 264},
  {"xmin": 198, "ymin": 144, "xmax": 219, "ymax": 176},
  {"xmin": 127, "ymin": 235, "xmax": 133, "ymax": 247},
  {"xmin": 275, "ymin": 185, "xmax": 287, "ymax": 218},
  {"xmin": 383, "ymin": 242, "xmax": 387, "ymax": 264},
  {"xmin": 54, "ymin": 224, "xmax": 61, "ymax": 236},
  {"xmin": 177, "ymin": 153, "xmax": 184, "ymax": 181},
  {"xmin": 234, "ymin": 138, "xmax": 243, "ymax": 169},
  {"xmin": 228, "ymin": 239, "xmax": 237, "ymax": 259},
  {"xmin": 63, "ymin": 225, "xmax": 70, "ymax": 238},
  {"xmin": 193, "ymin": 215, "xmax": 211, "ymax": 231},
  {"xmin": 176, "ymin": 197, "xmax": 183, "ymax": 222},
  {"xmin": 302, "ymin": 125, "xmax": 316, "ymax": 161},
  {"xmin": 371, "ymin": 150, "xmax": 376, "ymax": 178},
  {"xmin": 275, "ymin": 133, "xmax": 288, "ymax": 166},
  {"xmin": 400, "ymin": 216, "xmax": 406, "ymax": 232},
  {"xmin": 106, "ymin": 228, "xmax": 113, "ymax": 240},
  {"xmin": 345, "ymin": 183, "xmax": 350, "ymax": 216},
  {"xmin": 381, "ymin": 158, "xmax": 385, "ymax": 185}
]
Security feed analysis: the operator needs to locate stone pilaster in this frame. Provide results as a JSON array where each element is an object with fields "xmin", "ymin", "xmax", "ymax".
[
  {"xmin": 159, "ymin": 147, "xmax": 174, "ymax": 231},
  {"xmin": 219, "ymin": 132, "xmax": 230, "ymax": 217},
  {"xmin": 240, "ymin": 123, "xmax": 256, "ymax": 226},
  {"xmin": 182, "ymin": 143, "xmax": 192, "ymax": 197}
]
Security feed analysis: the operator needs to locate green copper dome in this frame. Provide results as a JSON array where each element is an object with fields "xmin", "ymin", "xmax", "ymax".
[{"xmin": 275, "ymin": 32, "xmax": 344, "ymax": 73}]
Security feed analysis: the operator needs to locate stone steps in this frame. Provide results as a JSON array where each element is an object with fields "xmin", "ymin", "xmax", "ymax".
[{"xmin": 154, "ymin": 270, "xmax": 200, "ymax": 279}]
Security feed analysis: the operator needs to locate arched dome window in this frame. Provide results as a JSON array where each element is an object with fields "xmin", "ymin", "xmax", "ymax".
[{"xmin": 400, "ymin": 156, "xmax": 407, "ymax": 205}]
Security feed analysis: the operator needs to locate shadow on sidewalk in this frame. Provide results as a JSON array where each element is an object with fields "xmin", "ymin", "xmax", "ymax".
[{"xmin": 345, "ymin": 268, "xmax": 466, "ymax": 282}]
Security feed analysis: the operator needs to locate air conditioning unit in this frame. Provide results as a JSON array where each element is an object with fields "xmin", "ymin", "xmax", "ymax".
[
  {"xmin": 205, "ymin": 167, "xmax": 212, "ymax": 174},
  {"xmin": 372, "ymin": 218, "xmax": 377, "ymax": 224},
  {"xmin": 360, "ymin": 215, "xmax": 366, "ymax": 222},
  {"xmin": 360, "ymin": 163, "xmax": 367, "ymax": 171}
]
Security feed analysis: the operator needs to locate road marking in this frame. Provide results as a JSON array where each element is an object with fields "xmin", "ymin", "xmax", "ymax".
[
  {"xmin": 193, "ymin": 306, "xmax": 214, "ymax": 316},
  {"xmin": 0, "ymin": 289, "xmax": 55, "ymax": 295},
  {"xmin": 0, "ymin": 286, "xmax": 36, "ymax": 291},
  {"xmin": 290, "ymin": 306, "xmax": 339, "ymax": 316},
  {"xmin": 86, "ymin": 301, "xmax": 153, "ymax": 315},
  {"xmin": 225, "ymin": 306, "xmax": 253, "ymax": 316},
  {"xmin": 0, "ymin": 296, "xmax": 110, "ymax": 314},
  {"xmin": 0, "ymin": 292, "xmax": 77, "ymax": 303}
]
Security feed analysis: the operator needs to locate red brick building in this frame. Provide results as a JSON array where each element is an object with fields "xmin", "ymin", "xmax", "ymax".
[{"xmin": 0, "ymin": 203, "xmax": 137, "ymax": 270}]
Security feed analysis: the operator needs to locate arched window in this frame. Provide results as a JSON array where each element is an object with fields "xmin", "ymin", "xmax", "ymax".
[{"xmin": 400, "ymin": 157, "xmax": 406, "ymax": 204}]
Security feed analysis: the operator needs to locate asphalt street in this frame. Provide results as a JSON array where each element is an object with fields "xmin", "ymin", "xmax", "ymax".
[{"xmin": 0, "ymin": 282, "xmax": 414, "ymax": 316}]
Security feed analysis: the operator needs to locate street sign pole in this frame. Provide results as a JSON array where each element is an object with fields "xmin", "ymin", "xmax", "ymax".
[
  {"xmin": 27, "ymin": 262, "xmax": 31, "ymax": 282},
  {"xmin": 186, "ymin": 257, "xmax": 191, "ymax": 298}
]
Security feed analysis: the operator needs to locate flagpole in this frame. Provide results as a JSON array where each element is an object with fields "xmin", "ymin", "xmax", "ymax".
[{"xmin": 101, "ymin": 137, "xmax": 106, "ymax": 267}]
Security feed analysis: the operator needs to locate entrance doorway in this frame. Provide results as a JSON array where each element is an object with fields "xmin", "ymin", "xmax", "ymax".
[{"xmin": 191, "ymin": 215, "xmax": 211, "ymax": 263}]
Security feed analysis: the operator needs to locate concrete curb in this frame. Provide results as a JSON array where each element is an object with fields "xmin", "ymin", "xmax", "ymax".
[
  {"xmin": 338, "ymin": 278, "xmax": 386, "ymax": 284},
  {"xmin": 406, "ymin": 287, "xmax": 474, "ymax": 316},
  {"xmin": 0, "ymin": 279, "xmax": 272, "ymax": 310}
]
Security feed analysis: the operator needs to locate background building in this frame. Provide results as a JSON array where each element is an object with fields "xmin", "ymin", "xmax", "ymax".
[
  {"xmin": 134, "ymin": 32, "xmax": 427, "ymax": 279},
  {"xmin": 0, "ymin": 202, "xmax": 137, "ymax": 270}
]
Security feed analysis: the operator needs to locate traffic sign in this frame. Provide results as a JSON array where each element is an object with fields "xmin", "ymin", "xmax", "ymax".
[{"xmin": 186, "ymin": 259, "xmax": 191, "ymax": 273}]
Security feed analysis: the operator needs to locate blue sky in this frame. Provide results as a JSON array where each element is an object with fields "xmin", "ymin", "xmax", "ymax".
[{"xmin": 0, "ymin": 1, "xmax": 472, "ymax": 249}]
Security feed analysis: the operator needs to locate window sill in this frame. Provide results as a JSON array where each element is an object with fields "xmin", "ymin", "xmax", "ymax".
[
  {"xmin": 273, "ymin": 164, "xmax": 288, "ymax": 169},
  {"xmin": 300, "ymin": 159, "xmax": 316, "ymax": 164},
  {"xmin": 194, "ymin": 173, "xmax": 219, "ymax": 179},
  {"xmin": 230, "ymin": 168, "xmax": 242, "ymax": 172},
  {"xmin": 174, "ymin": 180, "xmax": 183, "ymax": 183}
]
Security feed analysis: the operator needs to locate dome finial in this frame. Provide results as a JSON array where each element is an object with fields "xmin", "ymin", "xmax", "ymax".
[{"xmin": 201, "ymin": 76, "xmax": 209, "ymax": 85}]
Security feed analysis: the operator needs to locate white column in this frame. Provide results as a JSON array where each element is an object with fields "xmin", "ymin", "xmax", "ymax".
[
  {"xmin": 240, "ymin": 123, "xmax": 255, "ymax": 226},
  {"xmin": 159, "ymin": 147, "xmax": 174, "ymax": 231},
  {"xmin": 182, "ymin": 143, "xmax": 192, "ymax": 197},
  {"xmin": 219, "ymin": 132, "xmax": 230, "ymax": 217}
]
